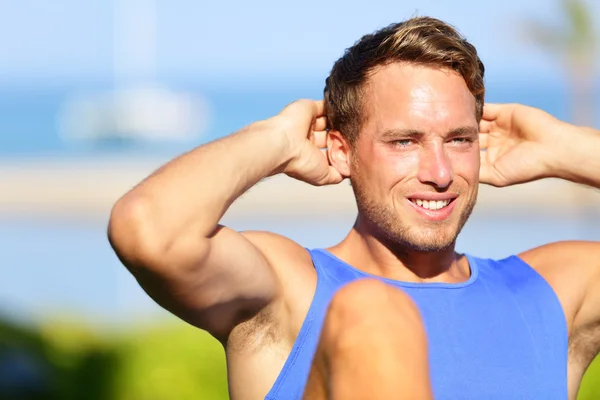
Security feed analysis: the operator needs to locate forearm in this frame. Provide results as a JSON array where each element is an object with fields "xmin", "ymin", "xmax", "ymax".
[
  {"xmin": 551, "ymin": 124, "xmax": 600, "ymax": 189},
  {"xmin": 114, "ymin": 118, "xmax": 293, "ymax": 245}
]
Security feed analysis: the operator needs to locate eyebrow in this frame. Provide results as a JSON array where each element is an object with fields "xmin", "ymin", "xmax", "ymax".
[
  {"xmin": 447, "ymin": 126, "xmax": 479, "ymax": 137},
  {"xmin": 379, "ymin": 126, "xmax": 479, "ymax": 139}
]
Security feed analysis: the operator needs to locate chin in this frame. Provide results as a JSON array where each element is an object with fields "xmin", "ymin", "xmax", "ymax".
[
  {"xmin": 406, "ymin": 239, "xmax": 455, "ymax": 252},
  {"xmin": 395, "ymin": 229, "xmax": 457, "ymax": 252}
]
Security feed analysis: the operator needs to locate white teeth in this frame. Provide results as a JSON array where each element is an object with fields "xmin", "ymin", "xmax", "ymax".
[{"xmin": 411, "ymin": 199, "xmax": 450, "ymax": 210}]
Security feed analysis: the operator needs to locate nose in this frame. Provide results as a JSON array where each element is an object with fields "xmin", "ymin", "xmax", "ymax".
[{"xmin": 416, "ymin": 141, "xmax": 453, "ymax": 189}]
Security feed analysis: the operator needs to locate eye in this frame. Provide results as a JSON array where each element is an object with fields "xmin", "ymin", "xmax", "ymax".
[
  {"xmin": 394, "ymin": 139, "xmax": 413, "ymax": 147},
  {"xmin": 449, "ymin": 137, "xmax": 472, "ymax": 145}
]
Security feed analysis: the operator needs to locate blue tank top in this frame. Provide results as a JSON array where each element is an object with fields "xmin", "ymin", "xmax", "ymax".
[{"xmin": 265, "ymin": 249, "xmax": 568, "ymax": 399}]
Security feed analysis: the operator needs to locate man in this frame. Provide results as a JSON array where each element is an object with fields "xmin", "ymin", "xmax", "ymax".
[{"xmin": 108, "ymin": 16, "xmax": 600, "ymax": 399}]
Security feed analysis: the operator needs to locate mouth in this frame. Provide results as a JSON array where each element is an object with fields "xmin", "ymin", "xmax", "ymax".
[
  {"xmin": 406, "ymin": 196, "xmax": 457, "ymax": 221},
  {"xmin": 408, "ymin": 197, "xmax": 455, "ymax": 211}
]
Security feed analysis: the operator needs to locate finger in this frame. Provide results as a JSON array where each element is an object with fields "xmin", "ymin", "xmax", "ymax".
[
  {"xmin": 280, "ymin": 99, "xmax": 325, "ymax": 119},
  {"xmin": 482, "ymin": 103, "xmax": 502, "ymax": 121},
  {"xmin": 478, "ymin": 153, "xmax": 507, "ymax": 187},
  {"xmin": 312, "ymin": 130, "xmax": 328, "ymax": 149},
  {"xmin": 478, "ymin": 153, "xmax": 495, "ymax": 185},
  {"xmin": 322, "ymin": 165, "xmax": 345, "ymax": 185},
  {"xmin": 312, "ymin": 116, "xmax": 327, "ymax": 132},
  {"xmin": 479, "ymin": 133, "xmax": 489, "ymax": 149},
  {"xmin": 313, "ymin": 100, "xmax": 325, "ymax": 117},
  {"xmin": 479, "ymin": 120, "xmax": 492, "ymax": 134}
]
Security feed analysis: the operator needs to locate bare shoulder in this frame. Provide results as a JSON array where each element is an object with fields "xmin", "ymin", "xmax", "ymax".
[
  {"xmin": 241, "ymin": 230, "xmax": 314, "ymax": 273},
  {"xmin": 241, "ymin": 230, "xmax": 308, "ymax": 255},
  {"xmin": 227, "ymin": 230, "xmax": 318, "ymax": 353},
  {"xmin": 241, "ymin": 230, "xmax": 318, "ymax": 306},
  {"xmin": 519, "ymin": 240, "xmax": 600, "ymax": 271},
  {"xmin": 518, "ymin": 240, "xmax": 600, "ymax": 293},
  {"xmin": 519, "ymin": 240, "xmax": 600, "ymax": 332}
]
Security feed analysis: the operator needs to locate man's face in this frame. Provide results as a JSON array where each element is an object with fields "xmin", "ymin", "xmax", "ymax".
[{"xmin": 350, "ymin": 63, "xmax": 480, "ymax": 251}]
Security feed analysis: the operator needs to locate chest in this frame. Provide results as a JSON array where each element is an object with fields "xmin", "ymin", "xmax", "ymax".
[
  {"xmin": 267, "ymin": 253, "xmax": 572, "ymax": 400},
  {"xmin": 405, "ymin": 286, "xmax": 568, "ymax": 399}
]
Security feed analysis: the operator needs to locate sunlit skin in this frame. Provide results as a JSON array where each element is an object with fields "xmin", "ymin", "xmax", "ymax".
[
  {"xmin": 109, "ymin": 50, "xmax": 600, "ymax": 399},
  {"xmin": 328, "ymin": 63, "xmax": 480, "ymax": 282}
]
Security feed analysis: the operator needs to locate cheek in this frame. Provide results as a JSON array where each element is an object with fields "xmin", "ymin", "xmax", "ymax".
[
  {"xmin": 371, "ymin": 149, "xmax": 417, "ymax": 187},
  {"xmin": 452, "ymin": 150, "xmax": 480, "ymax": 182}
]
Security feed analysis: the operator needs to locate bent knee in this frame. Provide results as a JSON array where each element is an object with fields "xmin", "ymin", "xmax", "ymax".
[
  {"xmin": 326, "ymin": 279, "xmax": 422, "ymax": 329},
  {"xmin": 331, "ymin": 278, "xmax": 415, "ymax": 310}
]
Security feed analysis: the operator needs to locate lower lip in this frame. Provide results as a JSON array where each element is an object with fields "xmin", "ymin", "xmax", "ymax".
[{"xmin": 407, "ymin": 198, "xmax": 456, "ymax": 221}]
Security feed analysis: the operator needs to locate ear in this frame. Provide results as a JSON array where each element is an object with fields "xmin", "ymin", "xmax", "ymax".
[{"xmin": 327, "ymin": 130, "xmax": 352, "ymax": 178}]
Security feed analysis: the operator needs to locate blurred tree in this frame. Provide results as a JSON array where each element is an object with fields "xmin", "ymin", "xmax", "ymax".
[
  {"xmin": 112, "ymin": 321, "xmax": 228, "ymax": 400},
  {"xmin": 0, "ymin": 317, "xmax": 52, "ymax": 399},
  {"xmin": 0, "ymin": 317, "xmax": 121, "ymax": 400},
  {"xmin": 522, "ymin": 0, "xmax": 598, "ymax": 127},
  {"xmin": 580, "ymin": 357, "xmax": 600, "ymax": 400},
  {"xmin": 0, "ymin": 316, "xmax": 228, "ymax": 400}
]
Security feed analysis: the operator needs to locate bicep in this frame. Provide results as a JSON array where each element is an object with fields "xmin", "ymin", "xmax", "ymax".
[{"xmin": 127, "ymin": 225, "xmax": 281, "ymax": 339}]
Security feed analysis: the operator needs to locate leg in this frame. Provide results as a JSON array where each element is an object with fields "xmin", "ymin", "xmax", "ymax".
[{"xmin": 303, "ymin": 279, "xmax": 433, "ymax": 400}]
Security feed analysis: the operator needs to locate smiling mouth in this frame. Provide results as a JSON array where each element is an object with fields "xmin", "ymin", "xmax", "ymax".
[{"xmin": 409, "ymin": 198, "xmax": 455, "ymax": 210}]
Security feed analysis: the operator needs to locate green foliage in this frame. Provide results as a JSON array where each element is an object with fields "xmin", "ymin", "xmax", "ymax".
[
  {"xmin": 112, "ymin": 323, "xmax": 228, "ymax": 400},
  {"xmin": 562, "ymin": 0, "xmax": 595, "ymax": 45},
  {"xmin": 579, "ymin": 356, "xmax": 600, "ymax": 400},
  {"xmin": 520, "ymin": 0, "xmax": 598, "ymax": 126},
  {"xmin": 521, "ymin": 0, "xmax": 597, "ymax": 60},
  {"xmin": 0, "ymin": 317, "xmax": 228, "ymax": 400}
]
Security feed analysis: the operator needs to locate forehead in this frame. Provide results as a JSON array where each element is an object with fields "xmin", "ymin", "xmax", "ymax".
[{"xmin": 362, "ymin": 63, "xmax": 477, "ymax": 133}]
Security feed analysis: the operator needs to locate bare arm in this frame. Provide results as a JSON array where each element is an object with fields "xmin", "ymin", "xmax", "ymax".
[
  {"xmin": 108, "ymin": 100, "xmax": 342, "ymax": 339},
  {"xmin": 550, "ymin": 124, "xmax": 600, "ymax": 189},
  {"xmin": 479, "ymin": 103, "xmax": 600, "ymax": 189}
]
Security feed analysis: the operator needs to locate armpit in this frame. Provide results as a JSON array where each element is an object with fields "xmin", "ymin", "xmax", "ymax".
[
  {"xmin": 227, "ymin": 301, "xmax": 283, "ymax": 354},
  {"xmin": 569, "ymin": 320, "xmax": 600, "ymax": 368}
]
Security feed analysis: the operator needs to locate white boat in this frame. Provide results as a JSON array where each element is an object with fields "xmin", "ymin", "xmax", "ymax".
[{"xmin": 57, "ymin": 0, "xmax": 209, "ymax": 145}]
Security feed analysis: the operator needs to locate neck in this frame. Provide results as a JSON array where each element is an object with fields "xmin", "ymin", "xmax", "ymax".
[{"xmin": 328, "ymin": 218, "xmax": 470, "ymax": 284}]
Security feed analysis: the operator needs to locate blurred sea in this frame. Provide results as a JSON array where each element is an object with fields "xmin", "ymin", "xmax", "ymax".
[
  {"xmin": 0, "ymin": 79, "xmax": 599, "ymax": 329},
  {"xmin": 0, "ymin": 79, "xmax": 586, "ymax": 158}
]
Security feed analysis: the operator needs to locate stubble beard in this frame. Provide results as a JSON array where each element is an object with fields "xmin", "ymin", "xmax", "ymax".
[{"xmin": 350, "ymin": 179, "xmax": 478, "ymax": 253}]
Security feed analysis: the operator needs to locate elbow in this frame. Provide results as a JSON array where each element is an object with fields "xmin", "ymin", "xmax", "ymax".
[{"xmin": 108, "ymin": 194, "xmax": 164, "ymax": 271}]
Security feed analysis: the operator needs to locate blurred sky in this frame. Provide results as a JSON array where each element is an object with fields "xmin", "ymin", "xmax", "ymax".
[{"xmin": 0, "ymin": 0, "xmax": 598, "ymax": 86}]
